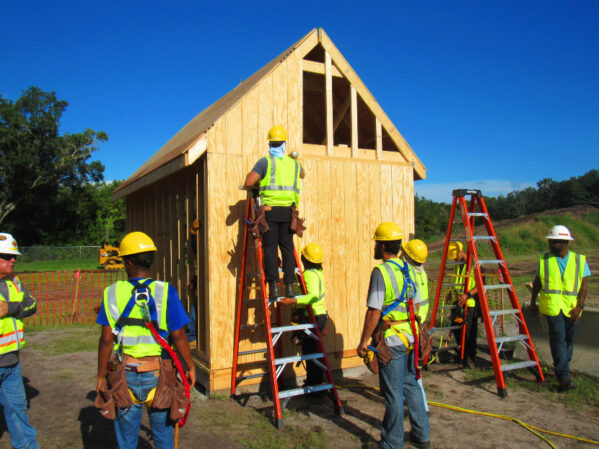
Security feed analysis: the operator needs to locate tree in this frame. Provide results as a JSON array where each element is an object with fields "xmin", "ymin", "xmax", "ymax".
[{"xmin": 0, "ymin": 87, "xmax": 107, "ymax": 243}]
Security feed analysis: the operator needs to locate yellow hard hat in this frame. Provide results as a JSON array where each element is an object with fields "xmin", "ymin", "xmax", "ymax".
[
  {"xmin": 267, "ymin": 125, "xmax": 287, "ymax": 142},
  {"xmin": 446, "ymin": 241, "xmax": 463, "ymax": 260},
  {"xmin": 190, "ymin": 219, "xmax": 200, "ymax": 236},
  {"xmin": 373, "ymin": 222, "xmax": 403, "ymax": 241},
  {"xmin": 119, "ymin": 232, "xmax": 157, "ymax": 257},
  {"xmin": 301, "ymin": 243, "xmax": 323, "ymax": 264},
  {"xmin": 402, "ymin": 239, "xmax": 428, "ymax": 264}
]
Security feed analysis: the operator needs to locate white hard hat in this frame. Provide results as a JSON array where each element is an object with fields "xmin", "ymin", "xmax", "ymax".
[
  {"xmin": 545, "ymin": 225, "xmax": 574, "ymax": 241},
  {"xmin": 0, "ymin": 233, "xmax": 21, "ymax": 255}
]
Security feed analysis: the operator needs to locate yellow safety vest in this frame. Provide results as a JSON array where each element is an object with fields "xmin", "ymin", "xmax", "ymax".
[
  {"xmin": 376, "ymin": 258, "xmax": 415, "ymax": 340},
  {"xmin": 454, "ymin": 264, "xmax": 476, "ymax": 308},
  {"xmin": 258, "ymin": 155, "xmax": 301, "ymax": 207},
  {"xmin": 296, "ymin": 269, "xmax": 326, "ymax": 316},
  {"xmin": 538, "ymin": 252, "xmax": 586, "ymax": 317},
  {"xmin": 0, "ymin": 276, "xmax": 26, "ymax": 354},
  {"xmin": 412, "ymin": 269, "xmax": 429, "ymax": 323},
  {"xmin": 103, "ymin": 279, "xmax": 169, "ymax": 358}
]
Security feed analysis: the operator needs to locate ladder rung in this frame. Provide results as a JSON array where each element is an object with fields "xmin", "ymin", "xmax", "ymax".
[
  {"xmin": 236, "ymin": 372, "xmax": 267, "ymax": 384},
  {"xmin": 271, "ymin": 323, "xmax": 316, "ymax": 333},
  {"xmin": 473, "ymin": 236, "xmax": 495, "ymax": 241},
  {"xmin": 275, "ymin": 353, "xmax": 323, "ymax": 365},
  {"xmin": 478, "ymin": 259, "xmax": 503, "ymax": 265},
  {"xmin": 489, "ymin": 308, "xmax": 520, "ymax": 317},
  {"xmin": 484, "ymin": 284, "xmax": 512, "ymax": 291},
  {"xmin": 500, "ymin": 360, "xmax": 539, "ymax": 372},
  {"xmin": 495, "ymin": 334, "xmax": 528, "ymax": 344},
  {"xmin": 239, "ymin": 348, "xmax": 267, "ymax": 356},
  {"xmin": 278, "ymin": 383, "xmax": 333, "ymax": 399},
  {"xmin": 468, "ymin": 212, "xmax": 488, "ymax": 217},
  {"xmin": 240, "ymin": 323, "xmax": 264, "ymax": 330}
]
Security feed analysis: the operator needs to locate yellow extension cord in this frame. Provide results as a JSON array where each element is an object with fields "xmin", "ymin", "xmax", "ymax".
[{"xmin": 340, "ymin": 385, "xmax": 599, "ymax": 448}]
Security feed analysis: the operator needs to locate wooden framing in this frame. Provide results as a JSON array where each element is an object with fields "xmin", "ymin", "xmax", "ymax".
[{"xmin": 115, "ymin": 28, "xmax": 425, "ymax": 393}]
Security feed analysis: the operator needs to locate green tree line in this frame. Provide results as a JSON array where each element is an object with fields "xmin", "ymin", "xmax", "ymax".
[
  {"xmin": 415, "ymin": 169, "xmax": 599, "ymax": 240},
  {"xmin": 0, "ymin": 87, "xmax": 126, "ymax": 245}
]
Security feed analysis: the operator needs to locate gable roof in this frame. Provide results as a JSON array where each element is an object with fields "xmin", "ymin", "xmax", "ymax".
[{"xmin": 114, "ymin": 28, "xmax": 425, "ymax": 200}]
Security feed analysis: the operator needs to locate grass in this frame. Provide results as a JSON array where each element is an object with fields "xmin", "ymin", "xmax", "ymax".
[
  {"xmin": 27, "ymin": 325, "xmax": 99, "ymax": 355},
  {"xmin": 17, "ymin": 257, "xmax": 102, "ymax": 272}
]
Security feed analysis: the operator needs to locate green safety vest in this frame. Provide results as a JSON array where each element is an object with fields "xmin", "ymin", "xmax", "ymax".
[
  {"xmin": 0, "ymin": 276, "xmax": 26, "ymax": 354},
  {"xmin": 103, "ymin": 279, "xmax": 169, "ymax": 358},
  {"xmin": 258, "ymin": 155, "xmax": 301, "ymax": 207},
  {"xmin": 538, "ymin": 252, "xmax": 586, "ymax": 317},
  {"xmin": 412, "ymin": 269, "xmax": 429, "ymax": 323},
  {"xmin": 376, "ymin": 258, "xmax": 415, "ymax": 339},
  {"xmin": 454, "ymin": 264, "xmax": 476, "ymax": 308},
  {"xmin": 296, "ymin": 268, "xmax": 326, "ymax": 316}
]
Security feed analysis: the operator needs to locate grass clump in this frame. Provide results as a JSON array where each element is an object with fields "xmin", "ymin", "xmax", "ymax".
[{"xmin": 27, "ymin": 326, "xmax": 98, "ymax": 355}]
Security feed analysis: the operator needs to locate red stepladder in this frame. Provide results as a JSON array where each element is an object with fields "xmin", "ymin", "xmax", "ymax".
[
  {"xmin": 427, "ymin": 189, "xmax": 544, "ymax": 397},
  {"xmin": 231, "ymin": 191, "xmax": 343, "ymax": 428}
]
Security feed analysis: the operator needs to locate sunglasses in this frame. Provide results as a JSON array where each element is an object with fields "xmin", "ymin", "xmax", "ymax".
[{"xmin": 0, "ymin": 254, "xmax": 17, "ymax": 261}]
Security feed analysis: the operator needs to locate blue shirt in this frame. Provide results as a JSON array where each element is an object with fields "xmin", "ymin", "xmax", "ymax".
[{"xmin": 96, "ymin": 279, "xmax": 190, "ymax": 332}]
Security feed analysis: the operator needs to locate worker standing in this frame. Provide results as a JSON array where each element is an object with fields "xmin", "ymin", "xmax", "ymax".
[
  {"xmin": 244, "ymin": 125, "xmax": 305, "ymax": 299},
  {"xmin": 529, "ymin": 225, "xmax": 590, "ymax": 392},
  {"xmin": 401, "ymin": 238, "xmax": 430, "ymax": 415},
  {"xmin": 279, "ymin": 243, "xmax": 327, "ymax": 389},
  {"xmin": 446, "ymin": 241, "xmax": 479, "ymax": 367},
  {"xmin": 0, "ymin": 233, "xmax": 40, "ymax": 449},
  {"xmin": 357, "ymin": 223, "xmax": 430, "ymax": 449},
  {"xmin": 96, "ymin": 232, "xmax": 196, "ymax": 449}
]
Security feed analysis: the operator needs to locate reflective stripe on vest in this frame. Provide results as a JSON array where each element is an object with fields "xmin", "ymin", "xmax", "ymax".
[
  {"xmin": 104, "ymin": 280, "xmax": 168, "ymax": 358},
  {"xmin": 538, "ymin": 252, "xmax": 585, "ymax": 317},
  {"xmin": 258, "ymin": 155, "xmax": 300, "ymax": 206},
  {"xmin": 0, "ymin": 276, "xmax": 26, "ymax": 354}
]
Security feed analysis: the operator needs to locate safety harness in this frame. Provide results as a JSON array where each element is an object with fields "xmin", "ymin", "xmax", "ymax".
[{"xmin": 113, "ymin": 280, "xmax": 191, "ymax": 427}]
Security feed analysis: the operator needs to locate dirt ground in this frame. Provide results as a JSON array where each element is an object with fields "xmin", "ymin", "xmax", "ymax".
[{"xmin": 0, "ymin": 329, "xmax": 597, "ymax": 449}]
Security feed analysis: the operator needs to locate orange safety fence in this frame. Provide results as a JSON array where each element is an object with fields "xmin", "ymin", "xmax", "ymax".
[{"xmin": 19, "ymin": 270, "xmax": 127, "ymax": 326}]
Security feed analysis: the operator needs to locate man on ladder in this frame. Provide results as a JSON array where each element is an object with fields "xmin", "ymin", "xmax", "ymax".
[
  {"xmin": 244, "ymin": 125, "xmax": 305, "ymax": 299},
  {"xmin": 357, "ymin": 223, "xmax": 431, "ymax": 449},
  {"xmin": 529, "ymin": 225, "xmax": 590, "ymax": 392}
]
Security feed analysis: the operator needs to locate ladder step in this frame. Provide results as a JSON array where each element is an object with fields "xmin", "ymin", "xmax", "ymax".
[
  {"xmin": 468, "ymin": 212, "xmax": 488, "ymax": 217},
  {"xmin": 473, "ymin": 236, "xmax": 495, "ymax": 241},
  {"xmin": 478, "ymin": 259, "xmax": 504, "ymax": 265},
  {"xmin": 236, "ymin": 372, "xmax": 267, "ymax": 384},
  {"xmin": 239, "ymin": 348, "xmax": 267, "ymax": 356},
  {"xmin": 500, "ymin": 360, "xmax": 539, "ymax": 372},
  {"xmin": 271, "ymin": 323, "xmax": 316, "ymax": 333},
  {"xmin": 439, "ymin": 305, "xmax": 459, "ymax": 310},
  {"xmin": 495, "ymin": 334, "xmax": 529, "ymax": 344},
  {"xmin": 240, "ymin": 323, "xmax": 264, "ymax": 330},
  {"xmin": 484, "ymin": 284, "xmax": 512, "ymax": 291},
  {"xmin": 278, "ymin": 383, "xmax": 333, "ymax": 399},
  {"xmin": 275, "ymin": 353, "xmax": 323, "ymax": 365},
  {"xmin": 489, "ymin": 308, "xmax": 520, "ymax": 317}
]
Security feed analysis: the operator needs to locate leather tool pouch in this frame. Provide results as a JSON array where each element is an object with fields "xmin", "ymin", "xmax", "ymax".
[
  {"xmin": 250, "ymin": 206, "xmax": 270, "ymax": 238},
  {"xmin": 419, "ymin": 321, "xmax": 432, "ymax": 362},
  {"xmin": 106, "ymin": 356, "xmax": 133, "ymax": 410},
  {"xmin": 153, "ymin": 358, "xmax": 190, "ymax": 421},
  {"xmin": 367, "ymin": 322, "xmax": 393, "ymax": 374},
  {"xmin": 94, "ymin": 386, "xmax": 116, "ymax": 420},
  {"xmin": 289, "ymin": 205, "xmax": 306, "ymax": 238}
]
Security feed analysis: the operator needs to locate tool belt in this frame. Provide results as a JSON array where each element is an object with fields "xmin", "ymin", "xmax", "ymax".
[
  {"xmin": 125, "ymin": 356, "xmax": 161, "ymax": 373},
  {"xmin": 250, "ymin": 206, "xmax": 270, "ymax": 238},
  {"xmin": 289, "ymin": 205, "xmax": 306, "ymax": 237},
  {"xmin": 364, "ymin": 322, "xmax": 393, "ymax": 375}
]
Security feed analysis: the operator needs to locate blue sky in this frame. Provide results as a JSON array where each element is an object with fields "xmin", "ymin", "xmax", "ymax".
[{"xmin": 2, "ymin": 1, "xmax": 598, "ymax": 202}]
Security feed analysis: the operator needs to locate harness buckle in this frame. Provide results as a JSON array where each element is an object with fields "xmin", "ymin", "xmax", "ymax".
[{"xmin": 134, "ymin": 288, "xmax": 152, "ymax": 322}]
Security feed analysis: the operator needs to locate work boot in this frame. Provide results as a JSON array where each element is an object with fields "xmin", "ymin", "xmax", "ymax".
[
  {"xmin": 558, "ymin": 377, "xmax": 576, "ymax": 392},
  {"xmin": 409, "ymin": 433, "xmax": 431, "ymax": 449},
  {"xmin": 268, "ymin": 282, "xmax": 280, "ymax": 300},
  {"xmin": 285, "ymin": 283, "xmax": 296, "ymax": 298}
]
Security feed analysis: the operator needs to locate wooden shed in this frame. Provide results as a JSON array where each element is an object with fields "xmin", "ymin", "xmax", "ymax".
[{"xmin": 113, "ymin": 28, "xmax": 426, "ymax": 393}]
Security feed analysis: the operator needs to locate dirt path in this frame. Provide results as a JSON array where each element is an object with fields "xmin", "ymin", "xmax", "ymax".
[{"xmin": 1, "ymin": 328, "xmax": 597, "ymax": 449}]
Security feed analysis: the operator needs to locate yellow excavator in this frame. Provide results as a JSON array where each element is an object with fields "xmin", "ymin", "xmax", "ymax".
[{"xmin": 98, "ymin": 242, "xmax": 124, "ymax": 270}]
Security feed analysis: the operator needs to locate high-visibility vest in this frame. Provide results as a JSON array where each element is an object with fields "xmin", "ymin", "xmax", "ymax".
[
  {"xmin": 258, "ymin": 155, "xmax": 301, "ymax": 207},
  {"xmin": 0, "ymin": 276, "xmax": 26, "ymax": 354},
  {"xmin": 538, "ymin": 252, "xmax": 586, "ymax": 317},
  {"xmin": 103, "ymin": 279, "xmax": 169, "ymax": 358},
  {"xmin": 412, "ymin": 268, "xmax": 429, "ymax": 323},
  {"xmin": 297, "ymin": 268, "xmax": 326, "ymax": 316},
  {"xmin": 376, "ymin": 258, "xmax": 414, "ymax": 339},
  {"xmin": 454, "ymin": 264, "xmax": 476, "ymax": 308}
]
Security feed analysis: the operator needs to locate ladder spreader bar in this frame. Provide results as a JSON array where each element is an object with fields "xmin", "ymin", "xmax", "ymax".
[
  {"xmin": 495, "ymin": 334, "xmax": 528, "ymax": 344},
  {"xmin": 275, "ymin": 353, "xmax": 323, "ymax": 365},
  {"xmin": 500, "ymin": 360, "xmax": 539, "ymax": 372},
  {"xmin": 278, "ymin": 383, "xmax": 333, "ymax": 399},
  {"xmin": 271, "ymin": 323, "xmax": 315, "ymax": 333}
]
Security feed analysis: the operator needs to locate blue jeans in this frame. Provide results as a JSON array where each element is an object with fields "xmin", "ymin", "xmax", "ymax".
[
  {"xmin": 545, "ymin": 312, "xmax": 581, "ymax": 380},
  {"xmin": 0, "ymin": 361, "xmax": 39, "ymax": 449},
  {"xmin": 115, "ymin": 370, "xmax": 174, "ymax": 449},
  {"xmin": 378, "ymin": 345, "xmax": 430, "ymax": 449}
]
